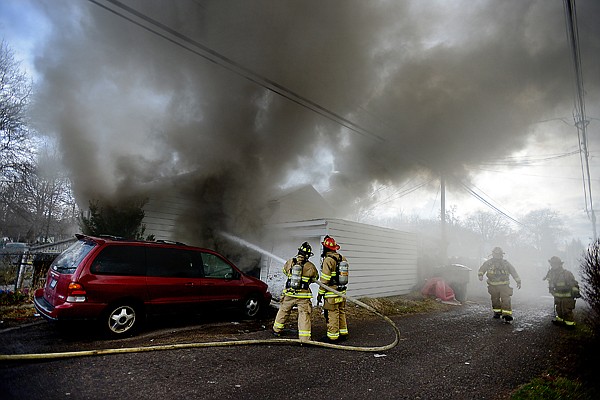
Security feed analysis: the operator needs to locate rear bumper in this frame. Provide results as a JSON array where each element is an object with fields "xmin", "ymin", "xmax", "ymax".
[
  {"xmin": 33, "ymin": 290, "xmax": 104, "ymax": 321},
  {"xmin": 33, "ymin": 293, "xmax": 58, "ymax": 321}
]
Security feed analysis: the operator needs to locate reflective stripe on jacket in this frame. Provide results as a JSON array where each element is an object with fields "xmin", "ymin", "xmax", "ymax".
[
  {"xmin": 319, "ymin": 252, "xmax": 348, "ymax": 298},
  {"xmin": 478, "ymin": 258, "xmax": 521, "ymax": 286},
  {"xmin": 544, "ymin": 267, "xmax": 579, "ymax": 298},
  {"xmin": 282, "ymin": 256, "xmax": 319, "ymax": 299}
]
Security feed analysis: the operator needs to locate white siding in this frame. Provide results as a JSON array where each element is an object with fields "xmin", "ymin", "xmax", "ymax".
[
  {"xmin": 263, "ymin": 219, "xmax": 418, "ymax": 299},
  {"xmin": 143, "ymin": 195, "xmax": 195, "ymax": 242},
  {"xmin": 326, "ymin": 219, "xmax": 418, "ymax": 298}
]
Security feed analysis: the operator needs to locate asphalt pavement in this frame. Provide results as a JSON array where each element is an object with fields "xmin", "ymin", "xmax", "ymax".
[{"xmin": 0, "ymin": 293, "xmax": 581, "ymax": 400}]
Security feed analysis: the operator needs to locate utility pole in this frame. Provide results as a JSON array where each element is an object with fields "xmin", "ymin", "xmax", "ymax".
[
  {"xmin": 575, "ymin": 117, "xmax": 597, "ymax": 241},
  {"xmin": 440, "ymin": 174, "xmax": 448, "ymax": 263},
  {"xmin": 564, "ymin": 0, "xmax": 597, "ymax": 241}
]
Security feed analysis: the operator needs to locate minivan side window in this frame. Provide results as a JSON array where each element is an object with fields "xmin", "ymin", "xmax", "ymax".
[
  {"xmin": 146, "ymin": 247, "xmax": 203, "ymax": 278},
  {"xmin": 90, "ymin": 245, "xmax": 145, "ymax": 276},
  {"xmin": 202, "ymin": 252, "xmax": 238, "ymax": 279}
]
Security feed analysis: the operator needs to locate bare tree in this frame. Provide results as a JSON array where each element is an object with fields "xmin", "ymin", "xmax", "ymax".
[
  {"xmin": 0, "ymin": 42, "xmax": 77, "ymax": 242},
  {"xmin": 1, "ymin": 40, "xmax": 35, "ymax": 240},
  {"xmin": 0, "ymin": 40, "xmax": 33, "ymax": 179},
  {"xmin": 518, "ymin": 208, "xmax": 567, "ymax": 256},
  {"xmin": 465, "ymin": 210, "xmax": 511, "ymax": 245}
]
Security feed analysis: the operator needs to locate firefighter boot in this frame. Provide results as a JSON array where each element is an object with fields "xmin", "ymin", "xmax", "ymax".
[
  {"xmin": 502, "ymin": 315, "xmax": 513, "ymax": 324},
  {"xmin": 493, "ymin": 312, "xmax": 501, "ymax": 319}
]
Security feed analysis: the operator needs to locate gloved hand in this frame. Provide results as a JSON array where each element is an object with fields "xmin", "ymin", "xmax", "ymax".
[
  {"xmin": 517, "ymin": 281, "xmax": 522, "ymax": 290},
  {"xmin": 317, "ymin": 294, "xmax": 323, "ymax": 305}
]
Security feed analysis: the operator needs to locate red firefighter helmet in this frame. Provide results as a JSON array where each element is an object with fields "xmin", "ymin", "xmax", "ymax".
[{"xmin": 322, "ymin": 235, "xmax": 340, "ymax": 251}]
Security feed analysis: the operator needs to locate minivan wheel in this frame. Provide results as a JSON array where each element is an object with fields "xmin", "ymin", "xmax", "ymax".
[
  {"xmin": 104, "ymin": 304, "xmax": 139, "ymax": 336},
  {"xmin": 242, "ymin": 295, "xmax": 261, "ymax": 319}
]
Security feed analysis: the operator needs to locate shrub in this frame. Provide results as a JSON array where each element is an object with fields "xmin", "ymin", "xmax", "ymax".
[
  {"xmin": 580, "ymin": 239, "xmax": 600, "ymax": 337},
  {"xmin": 0, "ymin": 289, "xmax": 28, "ymax": 306}
]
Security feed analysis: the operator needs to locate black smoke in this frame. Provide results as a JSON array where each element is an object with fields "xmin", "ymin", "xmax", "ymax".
[{"xmin": 29, "ymin": 0, "xmax": 600, "ymax": 250}]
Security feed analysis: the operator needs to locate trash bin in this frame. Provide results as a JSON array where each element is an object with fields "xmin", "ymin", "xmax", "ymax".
[{"xmin": 432, "ymin": 264, "xmax": 472, "ymax": 303}]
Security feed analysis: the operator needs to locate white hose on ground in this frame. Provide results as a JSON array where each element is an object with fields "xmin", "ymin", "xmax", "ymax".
[{"xmin": 0, "ymin": 281, "xmax": 401, "ymax": 361}]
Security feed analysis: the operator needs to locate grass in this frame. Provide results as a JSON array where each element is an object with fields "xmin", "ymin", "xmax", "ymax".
[
  {"xmin": 346, "ymin": 294, "xmax": 450, "ymax": 318},
  {"xmin": 511, "ymin": 373, "xmax": 592, "ymax": 400},
  {"xmin": 0, "ymin": 303, "xmax": 35, "ymax": 320},
  {"xmin": 510, "ymin": 310, "xmax": 599, "ymax": 400},
  {"xmin": 0, "ymin": 288, "xmax": 37, "ymax": 321}
]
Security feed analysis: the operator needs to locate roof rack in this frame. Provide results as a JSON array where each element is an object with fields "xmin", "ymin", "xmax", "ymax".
[
  {"xmin": 98, "ymin": 234, "xmax": 126, "ymax": 241},
  {"xmin": 155, "ymin": 239, "xmax": 187, "ymax": 246}
]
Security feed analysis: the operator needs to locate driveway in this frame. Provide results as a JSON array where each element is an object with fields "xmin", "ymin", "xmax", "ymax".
[{"xmin": 0, "ymin": 294, "xmax": 582, "ymax": 399}]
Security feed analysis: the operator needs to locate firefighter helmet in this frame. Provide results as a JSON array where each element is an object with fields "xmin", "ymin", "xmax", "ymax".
[
  {"xmin": 492, "ymin": 247, "xmax": 504, "ymax": 255},
  {"xmin": 322, "ymin": 235, "xmax": 340, "ymax": 251},
  {"xmin": 297, "ymin": 242, "xmax": 313, "ymax": 258},
  {"xmin": 548, "ymin": 256, "xmax": 563, "ymax": 266}
]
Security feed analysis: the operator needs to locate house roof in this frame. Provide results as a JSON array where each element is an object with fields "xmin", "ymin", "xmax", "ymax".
[{"xmin": 267, "ymin": 185, "xmax": 337, "ymax": 223}]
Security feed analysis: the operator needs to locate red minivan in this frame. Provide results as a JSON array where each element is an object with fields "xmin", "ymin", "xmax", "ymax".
[{"xmin": 34, "ymin": 234, "xmax": 271, "ymax": 337}]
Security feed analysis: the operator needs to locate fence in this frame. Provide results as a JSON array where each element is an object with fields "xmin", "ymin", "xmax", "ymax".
[{"xmin": 1, "ymin": 238, "xmax": 77, "ymax": 293}]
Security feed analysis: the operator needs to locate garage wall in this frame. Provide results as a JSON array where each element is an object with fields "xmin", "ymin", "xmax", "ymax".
[
  {"xmin": 326, "ymin": 219, "xmax": 418, "ymax": 298},
  {"xmin": 143, "ymin": 194, "xmax": 195, "ymax": 242},
  {"xmin": 263, "ymin": 219, "xmax": 418, "ymax": 299}
]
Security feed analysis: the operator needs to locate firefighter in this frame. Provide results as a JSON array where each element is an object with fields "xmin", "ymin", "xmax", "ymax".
[
  {"xmin": 272, "ymin": 242, "xmax": 319, "ymax": 342},
  {"xmin": 543, "ymin": 256, "xmax": 580, "ymax": 328},
  {"xmin": 317, "ymin": 235, "xmax": 349, "ymax": 343},
  {"xmin": 478, "ymin": 247, "xmax": 521, "ymax": 323}
]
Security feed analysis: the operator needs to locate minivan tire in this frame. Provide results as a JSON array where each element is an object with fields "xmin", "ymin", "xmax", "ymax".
[
  {"xmin": 242, "ymin": 295, "xmax": 262, "ymax": 319},
  {"xmin": 103, "ymin": 303, "xmax": 142, "ymax": 337}
]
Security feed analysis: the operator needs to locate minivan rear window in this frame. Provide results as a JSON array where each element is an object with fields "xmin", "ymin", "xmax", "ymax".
[
  {"xmin": 90, "ymin": 245, "xmax": 145, "ymax": 276},
  {"xmin": 52, "ymin": 240, "xmax": 96, "ymax": 274}
]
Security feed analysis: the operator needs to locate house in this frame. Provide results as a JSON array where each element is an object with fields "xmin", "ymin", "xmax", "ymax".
[
  {"xmin": 263, "ymin": 185, "xmax": 418, "ymax": 299},
  {"xmin": 262, "ymin": 218, "xmax": 418, "ymax": 299},
  {"xmin": 142, "ymin": 184, "xmax": 419, "ymax": 300}
]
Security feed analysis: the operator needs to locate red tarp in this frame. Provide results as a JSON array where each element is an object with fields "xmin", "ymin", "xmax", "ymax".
[{"xmin": 421, "ymin": 277, "xmax": 457, "ymax": 302}]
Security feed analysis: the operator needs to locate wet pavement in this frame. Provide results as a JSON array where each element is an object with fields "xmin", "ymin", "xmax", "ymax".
[{"xmin": 0, "ymin": 294, "xmax": 584, "ymax": 399}]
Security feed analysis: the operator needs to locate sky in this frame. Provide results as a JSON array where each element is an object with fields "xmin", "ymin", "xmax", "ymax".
[{"xmin": 1, "ymin": 0, "xmax": 599, "ymax": 247}]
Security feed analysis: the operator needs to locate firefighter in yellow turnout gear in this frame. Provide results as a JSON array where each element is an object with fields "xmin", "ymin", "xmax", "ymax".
[
  {"xmin": 272, "ymin": 242, "xmax": 319, "ymax": 342},
  {"xmin": 478, "ymin": 247, "xmax": 521, "ymax": 323},
  {"xmin": 317, "ymin": 235, "xmax": 349, "ymax": 343},
  {"xmin": 543, "ymin": 256, "xmax": 580, "ymax": 328}
]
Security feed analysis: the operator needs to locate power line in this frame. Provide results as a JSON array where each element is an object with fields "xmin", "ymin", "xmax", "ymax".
[
  {"xmin": 471, "ymin": 167, "xmax": 595, "ymax": 182},
  {"xmin": 479, "ymin": 150, "xmax": 580, "ymax": 167},
  {"xmin": 563, "ymin": 0, "xmax": 597, "ymax": 240},
  {"xmin": 88, "ymin": 0, "xmax": 385, "ymax": 144},
  {"xmin": 455, "ymin": 179, "xmax": 524, "ymax": 227}
]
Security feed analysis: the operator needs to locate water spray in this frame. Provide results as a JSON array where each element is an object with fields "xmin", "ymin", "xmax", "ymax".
[
  {"xmin": 219, "ymin": 231, "xmax": 286, "ymax": 264},
  {"xmin": 219, "ymin": 232, "xmax": 401, "ymax": 347},
  {"xmin": 0, "ymin": 233, "xmax": 401, "ymax": 361}
]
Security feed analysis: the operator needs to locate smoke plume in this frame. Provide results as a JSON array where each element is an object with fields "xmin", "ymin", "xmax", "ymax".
[{"xmin": 29, "ymin": 0, "xmax": 600, "ymax": 252}]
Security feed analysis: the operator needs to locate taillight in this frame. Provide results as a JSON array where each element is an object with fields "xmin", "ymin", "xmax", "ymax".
[{"xmin": 66, "ymin": 282, "xmax": 87, "ymax": 303}]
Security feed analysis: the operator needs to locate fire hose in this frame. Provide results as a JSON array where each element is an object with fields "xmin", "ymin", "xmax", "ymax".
[{"xmin": 0, "ymin": 281, "xmax": 401, "ymax": 361}]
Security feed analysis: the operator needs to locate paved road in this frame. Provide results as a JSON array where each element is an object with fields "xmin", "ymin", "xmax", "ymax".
[{"xmin": 0, "ymin": 294, "xmax": 577, "ymax": 400}]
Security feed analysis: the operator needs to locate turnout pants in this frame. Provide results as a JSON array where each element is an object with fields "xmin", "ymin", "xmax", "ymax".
[
  {"xmin": 323, "ymin": 297, "xmax": 348, "ymax": 341},
  {"xmin": 554, "ymin": 297, "xmax": 576, "ymax": 326},
  {"xmin": 273, "ymin": 295, "xmax": 313, "ymax": 341},
  {"xmin": 487, "ymin": 284, "xmax": 514, "ymax": 317}
]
